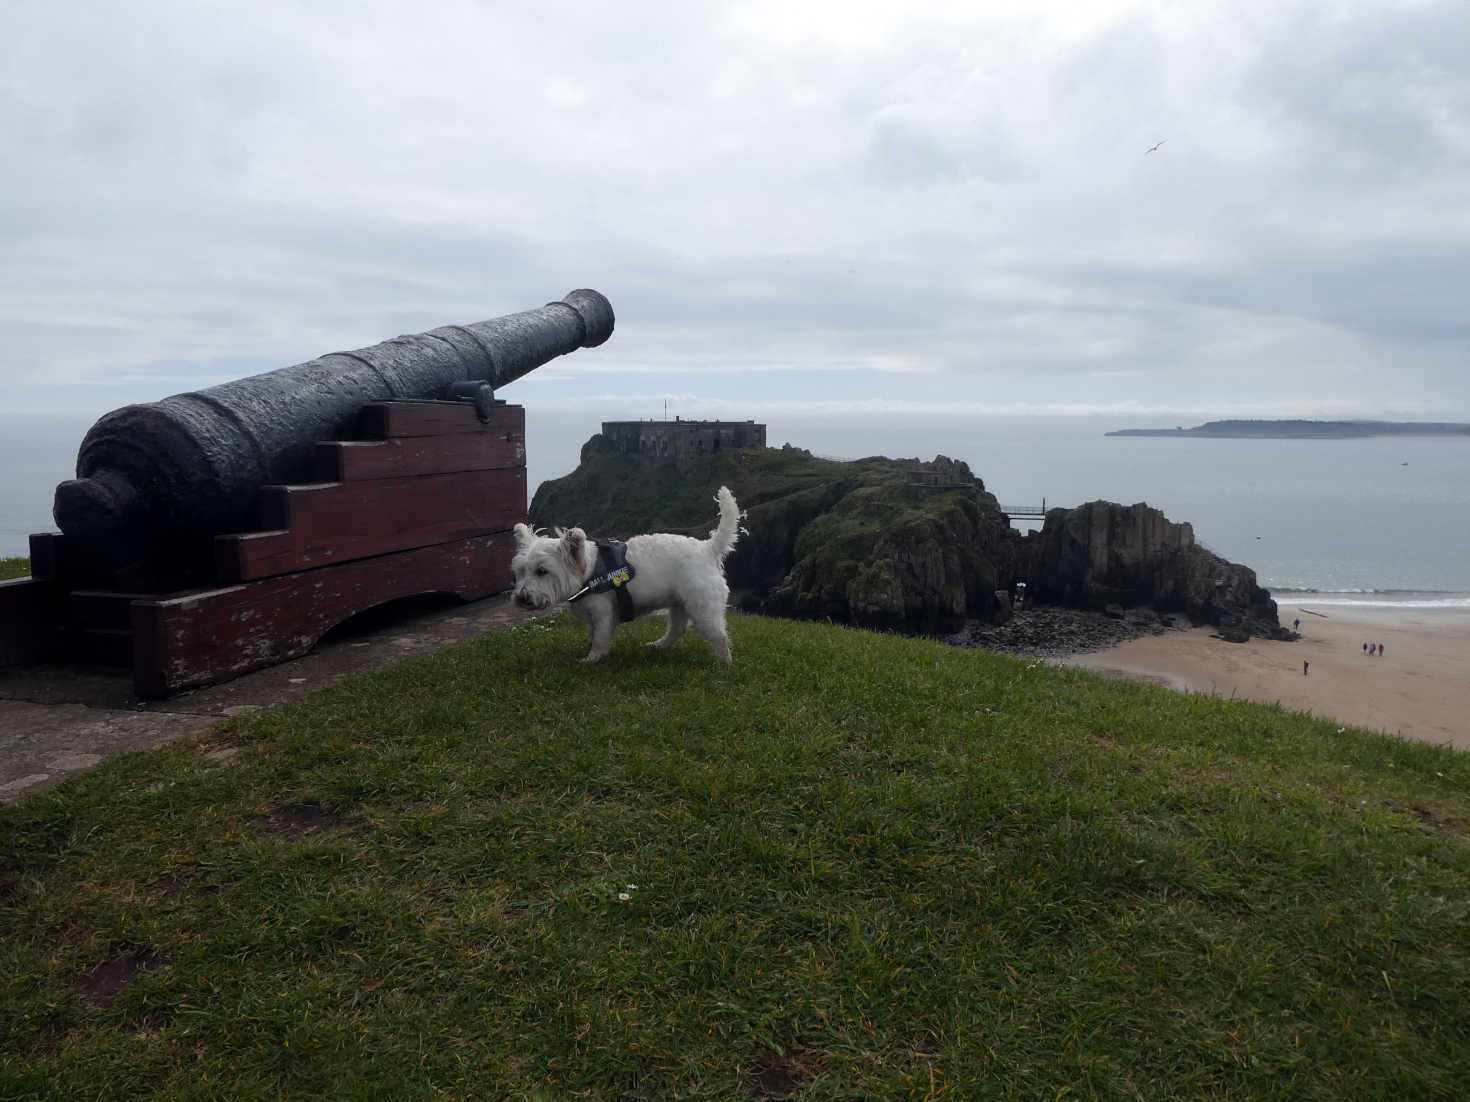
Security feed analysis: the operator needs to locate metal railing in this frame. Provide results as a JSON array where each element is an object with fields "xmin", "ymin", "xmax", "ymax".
[{"xmin": 999, "ymin": 498, "xmax": 1050, "ymax": 519}]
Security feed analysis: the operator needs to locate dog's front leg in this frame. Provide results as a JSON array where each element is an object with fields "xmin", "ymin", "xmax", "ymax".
[{"xmin": 580, "ymin": 603, "xmax": 618, "ymax": 663}]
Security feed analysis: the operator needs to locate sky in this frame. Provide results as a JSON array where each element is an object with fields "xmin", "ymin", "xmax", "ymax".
[{"xmin": 4, "ymin": 0, "xmax": 1470, "ymax": 544}]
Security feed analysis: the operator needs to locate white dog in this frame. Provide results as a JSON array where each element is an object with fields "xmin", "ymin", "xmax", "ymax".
[{"xmin": 511, "ymin": 486, "xmax": 741, "ymax": 664}]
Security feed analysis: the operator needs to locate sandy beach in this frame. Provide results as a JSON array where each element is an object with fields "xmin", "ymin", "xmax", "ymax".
[{"xmin": 1059, "ymin": 601, "xmax": 1470, "ymax": 751}]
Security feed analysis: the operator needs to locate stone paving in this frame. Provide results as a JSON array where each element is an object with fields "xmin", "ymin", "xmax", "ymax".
[{"xmin": 0, "ymin": 594, "xmax": 536, "ymax": 804}]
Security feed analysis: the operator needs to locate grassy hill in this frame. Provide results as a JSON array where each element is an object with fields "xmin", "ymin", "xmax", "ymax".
[{"xmin": 2, "ymin": 612, "xmax": 1469, "ymax": 1098}]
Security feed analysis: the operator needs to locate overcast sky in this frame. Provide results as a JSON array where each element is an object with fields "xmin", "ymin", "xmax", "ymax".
[{"xmin": 4, "ymin": 0, "xmax": 1470, "ymax": 517}]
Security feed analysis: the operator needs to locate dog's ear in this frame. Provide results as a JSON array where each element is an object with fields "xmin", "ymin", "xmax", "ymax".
[
  {"xmin": 513, "ymin": 522, "xmax": 535, "ymax": 550},
  {"xmin": 561, "ymin": 526, "xmax": 587, "ymax": 567}
]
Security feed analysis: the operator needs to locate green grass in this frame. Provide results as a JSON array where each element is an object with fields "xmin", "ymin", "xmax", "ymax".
[
  {"xmin": 0, "ymin": 557, "xmax": 28, "ymax": 581},
  {"xmin": 3, "ymin": 613, "xmax": 1469, "ymax": 1099}
]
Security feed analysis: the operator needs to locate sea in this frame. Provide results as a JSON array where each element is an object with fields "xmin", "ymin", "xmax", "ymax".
[{"xmin": 5, "ymin": 411, "xmax": 1469, "ymax": 611}]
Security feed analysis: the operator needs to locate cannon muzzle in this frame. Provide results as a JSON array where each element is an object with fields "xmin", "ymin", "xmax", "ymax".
[{"xmin": 55, "ymin": 288, "xmax": 613, "ymax": 568}]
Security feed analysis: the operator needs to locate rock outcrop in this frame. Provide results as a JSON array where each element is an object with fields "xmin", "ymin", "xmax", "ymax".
[
  {"xmin": 760, "ymin": 461, "xmax": 1017, "ymax": 634},
  {"xmin": 530, "ymin": 441, "xmax": 1289, "ymax": 643},
  {"xmin": 1023, "ymin": 501, "xmax": 1292, "ymax": 641},
  {"xmin": 949, "ymin": 605, "xmax": 1190, "ymax": 658},
  {"xmin": 533, "ymin": 446, "xmax": 1017, "ymax": 635}
]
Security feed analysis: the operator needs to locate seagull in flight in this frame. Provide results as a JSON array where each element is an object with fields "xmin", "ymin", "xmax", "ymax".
[{"xmin": 1145, "ymin": 140, "xmax": 1166, "ymax": 154}]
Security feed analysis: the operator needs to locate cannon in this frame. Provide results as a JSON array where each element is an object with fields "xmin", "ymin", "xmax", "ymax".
[
  {"xmin": 54, "ymin": 288, "xmax": 614, "ymax": 567},
  {"xmin": 2, "ymin": 288, "xmax": 614, "ymax": 696}
]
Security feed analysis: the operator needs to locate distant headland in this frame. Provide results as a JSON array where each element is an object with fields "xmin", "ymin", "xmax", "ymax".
[{"xmin": 1106, "ymin": 419, "xmax": 1470, "ymax": 439}]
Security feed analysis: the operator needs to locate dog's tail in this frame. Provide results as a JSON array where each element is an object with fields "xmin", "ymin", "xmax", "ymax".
[{"xmin": 707, "ymin": 486, "xmax": 741, "ymax": 566}]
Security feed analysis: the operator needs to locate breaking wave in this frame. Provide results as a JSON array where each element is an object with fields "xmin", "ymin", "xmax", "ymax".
[{"xmin": 1269, "ymin": 588, "xmax": 1470, "ymax": 609}]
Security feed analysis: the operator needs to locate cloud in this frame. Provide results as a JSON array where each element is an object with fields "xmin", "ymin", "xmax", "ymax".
[{"xmin": 2, "ymin": 0, "xmax": 1469, "ymax": 436}]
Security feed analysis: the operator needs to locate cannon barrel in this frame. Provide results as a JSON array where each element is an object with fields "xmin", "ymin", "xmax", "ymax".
[{"xmin": 54, "ymin": 288, "xmax": 613, "ymax": 565}]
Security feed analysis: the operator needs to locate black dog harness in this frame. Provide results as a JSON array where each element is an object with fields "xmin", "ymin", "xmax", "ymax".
[{"xmin": 566, "ymin": 539, "xmax": 637, "ymax": 622}]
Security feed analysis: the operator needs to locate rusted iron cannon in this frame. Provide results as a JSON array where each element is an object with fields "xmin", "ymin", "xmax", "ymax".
[{"xmin": 54, "ymin": 288, "xmax": 613, "ymax": 566}]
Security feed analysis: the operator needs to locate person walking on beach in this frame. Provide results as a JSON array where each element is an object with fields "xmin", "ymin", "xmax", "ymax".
[
  {"xmin": 1294, "ymin": 618, "xmax": 1300, "ymax": 632},
  {"xmin": 1303, "ymin": 659, "xmax": 1309, "ymax": 676},
  {"xmin": 1363, "ymin": 642, "xmax": 1368, "ymax": 654},
  {"xmin": 1378, "ymin": 642, "xmax": 1384, "ymax": 657}
]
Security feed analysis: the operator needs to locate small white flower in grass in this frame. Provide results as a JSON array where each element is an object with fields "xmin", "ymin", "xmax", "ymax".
[
  {"xmin": 618, "ymin": 892, "xmax": 631, "ymax": 901},
  {"xmin": 625, "ymin": 883, "xmax": 638, "ymax": 891}
]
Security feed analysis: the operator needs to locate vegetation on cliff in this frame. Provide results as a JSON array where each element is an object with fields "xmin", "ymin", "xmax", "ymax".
[{"xmin": 531, "ymin": 439, "xmax": 1017, "ymax": 633}]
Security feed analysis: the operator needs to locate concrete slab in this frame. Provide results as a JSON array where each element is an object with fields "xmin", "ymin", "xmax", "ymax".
[{"xmin": 0, "ymin": 593, "xmax": 537, "ymax": 804}]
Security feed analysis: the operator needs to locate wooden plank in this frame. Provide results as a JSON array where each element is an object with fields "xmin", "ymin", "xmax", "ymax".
[
  {"xmin": 0, "ymin": 576, "xmax": 65, "ymax": 666},
  {"xmin": 132, "ymin": 532, "xmax": 516, "ymax": 698},
  {"xmin": 28, "ymin": 532, "xmax": 63, "ymax": 581},
  {"xmin": 358, "ymin": 400, "xmax": 521, "ymax": 440},
  {"xmin": 257, "ymin": 486, "xmax": 291, "ymax": 531},
  {"xmin": 313, "ymin": 425, "xmax": 525, "ymax": 481},
  {"xmin": 68, "ymin": 628, "xmax": 134, "ymax": 668},
  {"xmin": 215, "ymin": 467, "xmax": 526, "ymax": 582},
  {"xmin": 19, "ymin": 531, "xmax": 206, "ymax": 592},
  {"xmin": 69, "ymin": 590, "xmax": 153, "ymax": 631}
]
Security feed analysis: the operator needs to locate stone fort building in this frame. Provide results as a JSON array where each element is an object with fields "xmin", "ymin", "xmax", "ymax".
[{"xmin": 600, "ymin": 418, "xmax": 766, "ymax": 459}]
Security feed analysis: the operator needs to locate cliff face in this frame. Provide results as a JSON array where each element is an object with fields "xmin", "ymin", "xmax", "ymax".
[
  {"xmin": 1024, "ymin": 501, "xmax": 1291, "ymax": 640},
  {"xmin": 531, "ymin": 441, "xmax": 1286, "ymax": 641},
  {"xmin": 761, "ymin": 475, "xmax": 1018, "ymax": 634}
]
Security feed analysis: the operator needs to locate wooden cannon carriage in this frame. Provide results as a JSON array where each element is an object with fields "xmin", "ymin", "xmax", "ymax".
[{"xmin": 0, "ymin": 289, "xmax": 613, "ymax": 697}]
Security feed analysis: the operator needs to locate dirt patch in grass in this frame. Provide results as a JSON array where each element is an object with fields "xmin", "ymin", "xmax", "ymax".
[
  {"xmin": 149, "ymin": 870, "xmax": 193, "ymax": 895},
  {"xmin": 250, "ymin": 799, "xmax": 341, "ymax": 840},
  {"xmin": 1397, "ymin": 803, "xmax": 1470, "ymax": 843},
  {"xmin": 148, "ymin": 870, "xmax": 220, "ymax": 898},
  {"xmin": 747, "ymin": 1043, "xmax": 819, "ymax": 1099},
  {"xmin": 73, "ymin": 950, "xmax": 168, "ymax": 1008},
  {"xmin": 1329, "ymin": 793, "xmax": 1470, "ymax": 845}
]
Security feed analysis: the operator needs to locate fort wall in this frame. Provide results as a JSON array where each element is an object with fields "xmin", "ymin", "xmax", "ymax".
[{"xmin": 600, "ymin": 419, "xmax": 766, "ymax": 459}]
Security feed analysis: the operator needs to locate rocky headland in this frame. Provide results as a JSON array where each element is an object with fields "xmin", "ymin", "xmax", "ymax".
[
  {"xmin": 530, "ymin": 437, "xmax": 1294, "ymax": 650},
  {"xmin": 1025, "ymin": 500, "xmax": 1290, "ymax": 643},
  {"xmin": 1107, "ymin": 419, "xmax": 1470, "ymax": 439}
]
